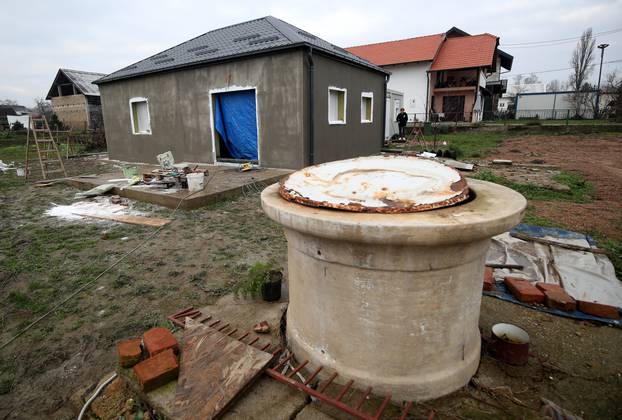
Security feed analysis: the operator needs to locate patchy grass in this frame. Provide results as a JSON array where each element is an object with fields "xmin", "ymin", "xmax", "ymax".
[
  {"xmin": 436, "ymin": 131, "xmax": 506, "ymax": 159},
  {"xmin": 472, "ymin": 170, "xmax": 593, "ymax": 202},
  {"xmin": 521, "ymin": 206, "xmax": 567, "ymax": 228}
]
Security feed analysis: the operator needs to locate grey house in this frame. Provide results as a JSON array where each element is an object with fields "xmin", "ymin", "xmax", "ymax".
[{"xmin": 94, "ymin": 16, "xmax": 388, "ymax": 169}]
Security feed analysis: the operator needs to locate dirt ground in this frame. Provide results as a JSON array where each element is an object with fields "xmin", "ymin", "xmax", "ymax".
[
  {"xmin": 0, "ymin": 135, "xmax": 621, "ymax": 419},
  {"xmin": 487, "ymin": 133, "xmax": 622, "ymax": 240}
]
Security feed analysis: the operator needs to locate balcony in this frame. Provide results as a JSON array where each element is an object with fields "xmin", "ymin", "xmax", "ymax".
[
  {"xmin": 486, "ymin": 79, "xmax": 508, "ymax": 94},
  {"xmin": 434, "ymin": 77, "xmax": 478, "ymax": 93}
]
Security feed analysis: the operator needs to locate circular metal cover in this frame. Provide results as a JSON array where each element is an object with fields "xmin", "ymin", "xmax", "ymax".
[{"xmin": 279, "ymin": 155, "xmax": 469, "ymax": 213}]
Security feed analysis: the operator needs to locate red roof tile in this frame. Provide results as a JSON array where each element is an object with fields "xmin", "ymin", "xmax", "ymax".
[
  {"xmin": 430, "ymin": 34, "xmax": 498, "ymax": 71},
  {"xmin": 346, "ymin": 34, "xmax": 444, "ymax": 66}
]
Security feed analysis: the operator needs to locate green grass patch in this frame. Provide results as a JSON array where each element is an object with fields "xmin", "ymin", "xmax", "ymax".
[
  {"xmin": 434, "ymin": 131, "xmax": 506, "ymax": 159},
  {"xmin": 472, "ymin": 170, "xmax": 593, "ymax": 203},
  {"xmin": 7, "ymin": 291, "xmax": 47, "ymax": 313},
  {"xmin": 521, "ymin": 207, "xmax": 567, "ymax": 229}
]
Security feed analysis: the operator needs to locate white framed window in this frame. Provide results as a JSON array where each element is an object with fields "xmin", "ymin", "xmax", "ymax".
[
  {"xmin": 361, "ymin": 92, "xmax": 373, "ymax": 123},
  {"xmin": 328, "ymin": 87, "xmax": 346, "ymax": 124},
  {"xmin": 129, "ymin": 97, "xmax": 151, "ymax": 135}
]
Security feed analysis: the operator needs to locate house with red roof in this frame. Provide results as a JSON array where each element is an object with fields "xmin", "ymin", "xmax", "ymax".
[{"xmin": 347, "ymin": 27, "xmax": 513, "ymax": 125}]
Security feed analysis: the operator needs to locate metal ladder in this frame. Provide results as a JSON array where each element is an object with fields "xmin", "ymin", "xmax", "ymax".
[{"xmin": 25, "ymin": 115, "xmax": 67, "ymax": 180}]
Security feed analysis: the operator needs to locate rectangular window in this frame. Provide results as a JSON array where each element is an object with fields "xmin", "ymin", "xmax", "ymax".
[
  {"xmin": 129, "ymin": 97, "xmax": 151, "ymax": 134},
  {"xmin": 328, "ymin": 87, "xmax": 346, "ymax": 124},
  {"xmin": 361, "ymin": 92, "xmax": 373, "ymax": 123}
]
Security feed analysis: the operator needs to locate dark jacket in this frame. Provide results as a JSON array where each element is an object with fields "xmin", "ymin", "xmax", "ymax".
[{"xmin": 396, "ymin": 111, "xmax": 408, "ymax": 127}]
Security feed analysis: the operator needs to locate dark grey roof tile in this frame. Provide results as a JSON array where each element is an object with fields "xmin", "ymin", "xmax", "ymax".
[{"xmin": 95, "ymin": 16, "xmax": 386, "ymax": 84}]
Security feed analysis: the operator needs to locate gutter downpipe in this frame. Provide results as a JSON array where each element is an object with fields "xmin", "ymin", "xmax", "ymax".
[
  {"xmin": 382, "ymin": 74, "xmax": 389, "ymax": 147},
  {"xmin": 307, "ymin": 47, "xmax": 315, "ymax": 165},
  {"xmin": 425, "ymin": 71, "xmax": 431, "ymax": 122}
]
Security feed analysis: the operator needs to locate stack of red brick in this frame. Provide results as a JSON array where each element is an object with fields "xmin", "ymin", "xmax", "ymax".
[
  {"xmin": 117, "ymin": 327, "xmax": 180, "ymax": 392},
  {"xmin": 482, "ymin": 268, "xmax": 619, "ymax": 320}
]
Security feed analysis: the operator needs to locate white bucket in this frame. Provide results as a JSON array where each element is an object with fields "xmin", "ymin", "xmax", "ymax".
[{"xmin": 186, "ymin": 173, "xmax": 205, "ymax": 192}]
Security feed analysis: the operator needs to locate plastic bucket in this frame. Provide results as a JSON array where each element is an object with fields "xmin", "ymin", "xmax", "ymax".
[{"xmin": 186, "ymin": 173, "xmax": 205, "ymax": 192}]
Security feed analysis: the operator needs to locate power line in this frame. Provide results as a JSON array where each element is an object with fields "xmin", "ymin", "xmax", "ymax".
[
  {"xmin": 500, "ymin": 28, "xmax": 622, "ymax": 48},
  {"xmin": 504, "ymin": 59, "xmax": 622, "ymax": 78}
]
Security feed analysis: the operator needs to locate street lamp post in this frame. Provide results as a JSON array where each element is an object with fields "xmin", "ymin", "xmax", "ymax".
[{"xmin": 595, "ymin": 43, "xmax": 609, "ymax": 119}]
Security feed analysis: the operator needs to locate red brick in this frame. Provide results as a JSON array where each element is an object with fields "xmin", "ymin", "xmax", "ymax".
[
  {"xmin": 133, "ymin": 349, "xmax": 179, "ymax": 392},
  {"xmin": 143, "ymin": 327, "xmax": 178, "ymax": 357},
  {"xmin": 483, "ymin": 267, "xmax": 495, "ymax": 291},
  {"xmin": 504, "ymin": 277, "xmax": 545, "ymax": 304},
  {"xmin": 535, "ymin": 283, "xmax": 576, "ymax": 311},
  {"xmin": 535, "ymin": 282, "xmax": 564, "ymax": 293},
  {"xmin": 577, "ymin": 300, "xmax": 620, "ymax": 320},
  {"xmin": 543, "ymin": 289, "xmax": 576, "ymax": 311},
  {"xmin": 117, "ymin": 338, "xmax": 143, "ymax": 367}
]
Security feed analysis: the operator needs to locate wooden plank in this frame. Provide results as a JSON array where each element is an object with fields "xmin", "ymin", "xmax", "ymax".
[
  {"xmin": 510, "ymin": 232, "xmax": 609, "ymax": 255},
  {"xmin": 173, "ymin": 319, "xmax": 273, "ymax": 419},
  {"xmin": 71, "ymin": 212, "xmax": 171, "ymax": 227}
]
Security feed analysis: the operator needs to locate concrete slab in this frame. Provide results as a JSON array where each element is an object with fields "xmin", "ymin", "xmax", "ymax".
[
  {"xmin": 294, "ymin": 404, "xmax": 337, "ymax": 419},
  {"xmin": 65, "ymin": 163, "xmax": 291, "ymax": 210}
]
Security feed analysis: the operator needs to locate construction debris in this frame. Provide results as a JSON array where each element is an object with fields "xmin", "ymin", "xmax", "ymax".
[
  {"xmin": 173, "ymin": 318, "xmax": 273, "ymax": 419},
  {"xmin": 253, "ymin": 321, "xmax": 271, "ymax": 333},
  {"xmin": 492, "ymin": 159, "xmax": 512, "ymax": 165}
]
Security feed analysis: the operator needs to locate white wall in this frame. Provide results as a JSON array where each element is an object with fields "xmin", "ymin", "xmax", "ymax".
[
  {"xmin": 385, "ymin": 62, "xmax": 431, "ymax": 119},
  {"xmin": 515, "ymin": 91, "xmax": 597, "ymax": 119}
]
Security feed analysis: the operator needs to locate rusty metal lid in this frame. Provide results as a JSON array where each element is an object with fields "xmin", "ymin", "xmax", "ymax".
[{"xmin": 279, "ymin": 155, "xmax": 469, "ymax": 213}]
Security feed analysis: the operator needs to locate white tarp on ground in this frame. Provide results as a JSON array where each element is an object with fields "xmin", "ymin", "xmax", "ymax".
[
  {"xmin": 45, "ymin": 198, "xmax": 146, "ymax": 221},
  {"xmin": 487, "ymin": 230, "xmax": 622, "ymax": 308}
]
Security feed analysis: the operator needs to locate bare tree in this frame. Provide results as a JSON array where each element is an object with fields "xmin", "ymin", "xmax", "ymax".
[
  {"xmin": 603, "ymin": 71, "xmax": 622, "ymax": 121},
  {"xmin": 568, "ymin": 28, "xmax": 595, "ymax": 116},
  {"xmin": 524, "ymin": 73, "xmax": 541, "ymax": 85},
  {"xmin": 34, "ymin": 97, "xmax": 53, "ymax": 120},
  {"xmin": 511, "ymin": 74, "xmax": 527, "ymax": 95},
  {"xmin": 546, "ymin": 79, "xmax": 562, "ymax": 92}
]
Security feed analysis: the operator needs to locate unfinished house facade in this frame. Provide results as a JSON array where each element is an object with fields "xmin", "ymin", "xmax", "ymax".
[
  {"xmin": 46, "ymin": 69, "xmax": 106, "ymax": 130},
  {"xmin": 95, "ymin": 16, "xmax": 388, "ymax": 169},
  {"xmin": 347, "ymin": 27, "xmax": 513, "ymax": 124}
]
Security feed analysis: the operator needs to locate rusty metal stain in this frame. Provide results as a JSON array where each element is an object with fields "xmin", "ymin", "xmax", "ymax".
[{"xmin": 279, "ymin": 155, "xmax": 469, "ymax": 213}]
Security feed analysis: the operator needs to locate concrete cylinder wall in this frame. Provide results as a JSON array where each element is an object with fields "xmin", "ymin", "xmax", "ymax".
[{"xmin": 261, "ymin": 179, "xmax": 526, "ymax": 401}]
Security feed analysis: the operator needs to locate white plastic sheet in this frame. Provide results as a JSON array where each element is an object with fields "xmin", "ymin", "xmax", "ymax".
[{"xmin": 487, "ymin": 232, "xmax": 622, "ymax": 307}]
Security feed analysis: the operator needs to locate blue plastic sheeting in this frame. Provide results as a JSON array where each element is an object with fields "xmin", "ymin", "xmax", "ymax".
[
  {"xmin": 511, "ymin": 224, "xmax": 597, "ymax": 246},
  {"xmin": 484, "ymin": 282, "xmax": 621, "ymax": 328},
  {"xmin": 213, "ymin": 90, "xmax": 258, "ymax": 160}
]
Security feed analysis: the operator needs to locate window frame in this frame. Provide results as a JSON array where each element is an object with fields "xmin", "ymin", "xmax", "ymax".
[
  {"xmin": 129, "ymin": 97, "xmax": 152, "ymax": 135},
  {"xmin": 360, "ymin": 92, "xmax": 374, "ymax": 123},
  {"xmin": 328, "ymin": 86, "xmax": 347, "ymax": 125}
]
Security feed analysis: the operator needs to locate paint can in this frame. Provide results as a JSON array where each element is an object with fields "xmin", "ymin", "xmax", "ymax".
[
  {"xmin": 186, "ymin": 172, "xmax": 205, "ymax": 192},
  {"xmin": 490, "ymin": 323, "xmax": 530, "ymax": 366}
]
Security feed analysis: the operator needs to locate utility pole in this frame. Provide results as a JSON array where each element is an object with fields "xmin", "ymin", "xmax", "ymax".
[{"xmin": 595, "ymin": 43, "xmax": 609, "ymax": 119}]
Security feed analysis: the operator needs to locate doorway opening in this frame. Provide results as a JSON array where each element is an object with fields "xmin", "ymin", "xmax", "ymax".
[{"xmin": 211, "ymin": 89, "xmax": 259, "ymax": 164}]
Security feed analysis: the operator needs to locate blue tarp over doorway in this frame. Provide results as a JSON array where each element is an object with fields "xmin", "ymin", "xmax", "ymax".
[{"xmin": 213, "ymin": 89, "xmax": 258, "ymax": 160}]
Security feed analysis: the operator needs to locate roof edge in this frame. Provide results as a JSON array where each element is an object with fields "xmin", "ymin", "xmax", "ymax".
[{"xmin": 95, "ymin": 43, "xmax": 388, "ymax": 85}]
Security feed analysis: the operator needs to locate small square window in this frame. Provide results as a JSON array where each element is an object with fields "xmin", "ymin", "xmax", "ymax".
[
  {"xmin": 361, "ymin": 92, "xmax": 373, "ymax": 123},
  {"xmin": 129, "ymin": 98, "xmax": 151, "ymax": 135},
  {"xmin": 328, "ymin": 87, "xmax": 346, "ymax": 124}
]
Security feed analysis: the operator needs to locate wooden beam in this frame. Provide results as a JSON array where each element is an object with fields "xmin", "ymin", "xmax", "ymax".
[{"xmin": 510, "ymin": 232, "xmax": 609, "ymax": 255}]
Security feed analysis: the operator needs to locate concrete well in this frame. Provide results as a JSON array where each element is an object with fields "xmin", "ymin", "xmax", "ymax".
[{"xmin": 261, "ymin": 176, "xmax": 526, "ymax": 401}]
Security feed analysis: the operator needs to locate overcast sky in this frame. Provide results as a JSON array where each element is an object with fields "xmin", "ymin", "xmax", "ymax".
[{"xmin": 1, "ymin": 0, "xmax": 621, "ymax": 106}]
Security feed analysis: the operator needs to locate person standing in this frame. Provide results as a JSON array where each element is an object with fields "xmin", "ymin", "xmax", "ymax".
[{"xmin": 396, "ymin": 108, "xmax": 408, "ymax": 140}]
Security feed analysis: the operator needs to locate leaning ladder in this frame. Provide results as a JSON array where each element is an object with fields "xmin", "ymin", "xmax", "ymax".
[{"xmin": 25, "ymin": 115, "xmax": 67, "ymax": 180}]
